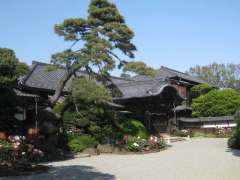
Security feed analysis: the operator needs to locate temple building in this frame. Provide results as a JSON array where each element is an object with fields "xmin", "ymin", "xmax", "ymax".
[{"xmin": 16, "ymin": 61, "xmax": 205, "ymax": 135}]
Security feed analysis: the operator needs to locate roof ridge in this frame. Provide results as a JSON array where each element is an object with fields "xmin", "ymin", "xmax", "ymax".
[
  {"xmin": 160, "ymin": 66, "xmax": 187, "ymax": 75},
  {"xmin": 117, "ymin": 78, "xmax": 166, "ymax": 87},
  {"xmin": 32, "ymin": 61, "xmax": 50, "ymax": 66}
]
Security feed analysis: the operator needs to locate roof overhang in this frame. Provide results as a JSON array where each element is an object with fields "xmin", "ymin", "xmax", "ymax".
[{"xmin": 114, "ymin": 84, "xmax": 186, "ymax": 103}]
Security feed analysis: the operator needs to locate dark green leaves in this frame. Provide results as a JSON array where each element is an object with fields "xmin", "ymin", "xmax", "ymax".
[
  {"xmin": 70, "ymin": 77, "xmax": 111, "ymax": 104},
  {"xmin": 192, "ymin": 89, "xmax": 240, "ymax": 117},
  {"xmin": 53, "ymin": 0, "xmax": 136, "ymax": 76},
  {"xmin": 54, "ymin": 18, "xmax": 87, "ymax": 41},
  {"xmin": 88, "ymin": 0, "xmax": 124, "ymax": 26},
  {"xmin": 0, "ymin": 48, "xmax": 29, "ymax": 86},
  {"xmin": 191, "ymin": 83, "xmax": 215, "ymax": 99}
]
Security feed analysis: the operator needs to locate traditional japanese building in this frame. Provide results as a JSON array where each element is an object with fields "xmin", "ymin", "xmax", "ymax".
[
  {"xmin": 111, "ymin": 66, "xmax": 205, "ymax": 134},
  {"xmin": 17, "ymin": 62, "xmax": 205, "ymax": 135}
]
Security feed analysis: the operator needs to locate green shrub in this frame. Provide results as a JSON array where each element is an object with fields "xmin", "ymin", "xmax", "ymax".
[
  {"xmin": 191, "ymin": 83, "xmax": 215, "ymax": 99},
  {"xmin": 53, "ymin": 101, "xmax": 67, "ymax": 114},
  {"xmin": 88, "ymin": 123, "xmax": 114, "ymax": 143},
  {"xmin": 192, "ymin": 89, "xmax": 240, "ymax": 117},
  {"xmin": 67, "ymin": 135, "xmax": 98, "ymax": 153},
  {"xmin": 228, "ymin": 111, "xmax": 240, "ymax": 148},
  {"xmin": 118, "ymin": 119, "xmax": 149, "ymax": 139},
  {"xmin": 63, "ymin": 110, "xmax": 91, "ymax": 130}
]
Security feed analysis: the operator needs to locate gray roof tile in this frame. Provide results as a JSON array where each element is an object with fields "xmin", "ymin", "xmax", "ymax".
[
  {"xmin": 23, "ymin": 62, "xmax": 85, "ymax": 91},
  {"xmin": 132, "ymin": 66, "xmax": 205, "ymax": 84},
  {"xmin": 22, "ymin": 62, "xmax": 187, "ymax": 101}
]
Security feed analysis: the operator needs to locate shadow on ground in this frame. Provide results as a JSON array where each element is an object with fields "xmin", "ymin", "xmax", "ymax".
[
  {"xmin": 1, "ymin": 165, "xmax": 115, "ymax": 180},
  {"xmin": 226, "ymin": 148, "xmax": 240, "ymax": 157}
]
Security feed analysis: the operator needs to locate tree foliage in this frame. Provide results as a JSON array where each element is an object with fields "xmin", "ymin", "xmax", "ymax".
[
  {"xmin": 187, "ymin": 63, "xmax": 240, "ymax": 89},
  {"xmin": 15, "ymin": 62, "xmax": 30, "ymax": 77},
  {"xmin": 0, "ymin": 48, "xmax": 29, "ymax": 86},
  {"xmin": 57, "ymin": 78, "xmax": 115, "ymax": 142},
  {"xmin": 70, "ymin": 78, "xmax": 111, "ymax": 104},
  {"xmin": 0, "ymin": 48, "xmax": 18, "ymax": 86},
  {"xmin": 122, "ymin": 61, "xmax": 156, "ymax": 77},
  {"xmin": 50, "ymin": 0, "xmax": 153, "ymax": 105},
  {"xmin": 191, "ymin": 83, "xmax": 215, "ymax": 99},
  {"xmin": 192, "ymin": 89, "xmax": 240, "ymax": 117},
  {"xmin": 0, "ymin": 48, "xmax": 29, "ymax": 113},
  {"xmin": 228, "ymin": 110, "xmax": 240, "ymax": 149}
]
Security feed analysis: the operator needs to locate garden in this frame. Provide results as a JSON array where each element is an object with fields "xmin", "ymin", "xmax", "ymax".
[
  {"xmin": 0, "ymin": 0, "xmax": 169, "ymax": 176},
  {"xmin": 2, "ymin": 0, "xmax": 240, "ymax": 178}
]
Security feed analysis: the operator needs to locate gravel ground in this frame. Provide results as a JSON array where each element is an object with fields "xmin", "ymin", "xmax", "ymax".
[{"xmin": 2, "ymin": 138, "xmax": 240, "ymax": 180}]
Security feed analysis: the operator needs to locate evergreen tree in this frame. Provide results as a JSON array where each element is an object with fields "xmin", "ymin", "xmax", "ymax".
[
  {"xmin": 50, "ymin": 0, "xmax": 154, "ymax": 105},
  {"xmin": 122, "ymin": 61, "xmax": 156, "ymax": 77},
  {"xmin": 0, "ymin": 48, "xmax": 29, "ymax": 114},
  {"xmin": 0, "ymin": 48, "xmax": 19, "ymax": 86},
  {"xmin": 0, "ymin": 48, "xmax": 29, "ymax": 86}
]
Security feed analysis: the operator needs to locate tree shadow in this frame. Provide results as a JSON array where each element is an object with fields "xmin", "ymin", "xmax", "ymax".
[
  {"xmin": 226, "ymin": 148, "xmax": 240, "ymax": 157},
  {"xmin": 1, "ymin": 165, "xmax": 115, "ymax": 180}
]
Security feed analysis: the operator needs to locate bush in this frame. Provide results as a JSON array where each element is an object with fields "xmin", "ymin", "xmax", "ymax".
[
  {"xmin": 67, "ymin": 135, "xmax": 98, "ymax": 153},
  {"xmin": 192, "ymin": 89, "xmax": 240, "ymax": 117},
  {"xmin": 118, "ymin": 119, "xmax": 149, "ymax": 139},
  {"xmin": 191, "ymin": 83, "xmax": 215, "ymax": 99},
  {"xmin": 88, "ymin": 123, "xmax": 114, "ymax": 143},
  {"xmin": 228, "ymin": 111, "xmax": 240, "ymax": 148},
  {"xmin": 63, "ymin": 110, "xmax": 90, "ymax": 130}
]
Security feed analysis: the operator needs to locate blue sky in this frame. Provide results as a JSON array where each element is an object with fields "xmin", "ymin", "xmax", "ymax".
[{"xmin": 1, "ymin": 0, "xmax": 240, "ymax": 75}]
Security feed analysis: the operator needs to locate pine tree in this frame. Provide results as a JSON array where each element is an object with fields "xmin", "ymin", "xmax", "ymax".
[{"xmin": 50, "ymin": 0, "xmax": 155, "ymax": 105}]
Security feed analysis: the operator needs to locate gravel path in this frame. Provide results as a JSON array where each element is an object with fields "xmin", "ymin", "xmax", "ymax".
[{"xmin": 2, "ymin": 138, "xmax": 240, "ymax": 180}]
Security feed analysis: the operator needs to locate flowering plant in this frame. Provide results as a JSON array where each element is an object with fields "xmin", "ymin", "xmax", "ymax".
[
  {"xmin": 0, "ymin": 135, "xmax": 44, "ymax": 166},
  {"xmin": 126, "ymin": 136, "xmax": 146, "ymax": 151},
  {"xmin": 126, "ymin": 136, "xmax": 166, "ymax": 152}
]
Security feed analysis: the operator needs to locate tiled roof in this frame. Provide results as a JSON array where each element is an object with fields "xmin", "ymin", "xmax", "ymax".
[
  {"xmin": 113, "ymin": 78, "xmax": 184, "ymax": 101},
  {"xmin": 110, "ymin": 76, "xmax": 133, "ymax": 85},
  {"xmin": 21, "ymin": 61, "xmax": 186, "ymax": 101},
  {"xmin": 22, "ymin": 61, "xmax": 86, "ymax": 91},
  {"xmin": 158, "ymin": 66, "xmax": 206, "ymax": 84},
  {"xmin": 132, "ymin": 66, "xmax": 205, "ymax": 84}
]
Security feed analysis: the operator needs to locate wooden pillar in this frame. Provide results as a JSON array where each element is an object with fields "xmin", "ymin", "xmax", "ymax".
[{"xmin": 144, "ymin": 110, "xmax": 151, "ymax": 132}]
